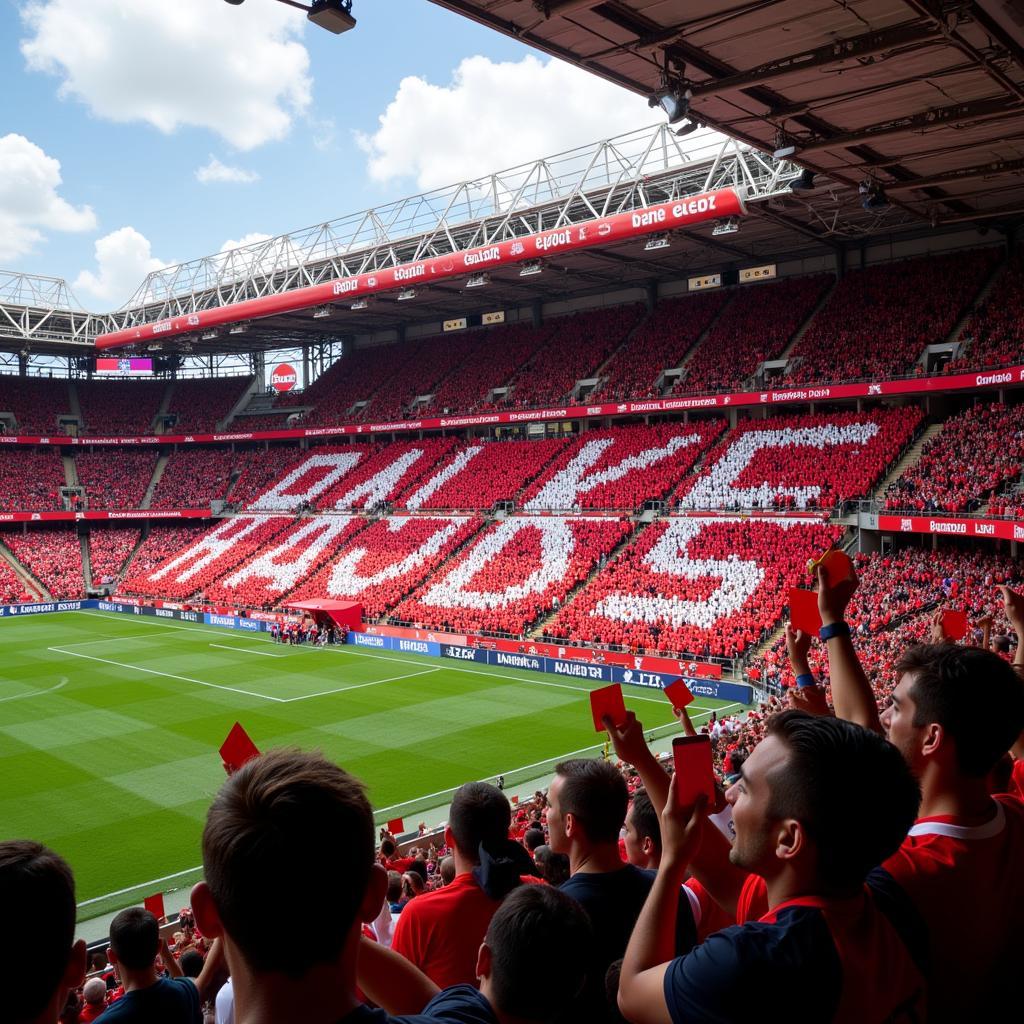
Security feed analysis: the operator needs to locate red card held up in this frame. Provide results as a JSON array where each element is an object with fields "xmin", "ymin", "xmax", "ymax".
[
  {"xmin": 144, "ymin": 892, "xmax": 166, "ymax": 923},
  {"xmin": 590, "ymin": 683, "xmax": 627, "ymax": 732},
  {"xmin": 663, "ymin": 679, "xmax": 695, "ymax": 710},
  {"xmin": 819, "ymin": 549, "xmax": 853, "ymax": 586},
  {"xmin": 387, "ymin": 818, "xmax": 404, "ymax": 835},
  {"xmin": 789, "ymin": 588, "xmax": 823, "ymax": 635},
  {"xmin": 219, "ymin": 722, "xmax": 261, "ymax": 773},
  {"xmin": 942, "ymin": 609, "xmax": 969, "ymax": 641}
]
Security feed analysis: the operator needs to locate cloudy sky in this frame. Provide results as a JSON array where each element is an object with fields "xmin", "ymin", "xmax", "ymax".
[{"xmin": 1, "ymin": 0, "xmax": 657, "ymax": 309}]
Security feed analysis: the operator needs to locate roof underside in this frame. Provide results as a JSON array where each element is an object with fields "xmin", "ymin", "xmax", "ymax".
[{"xmin": 431, "ymin": 0, "xmax": 1024, "ymax": 229}]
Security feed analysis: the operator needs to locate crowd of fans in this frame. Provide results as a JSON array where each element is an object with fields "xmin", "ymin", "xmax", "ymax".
[
  {"xmin": 784, "ymin": 249, "xmax": 998, "ymax": 384},
  {"xmin": 0, "ymin": 558, "xmax": 35, "ymax": 604},
  {"xmin": 594, "ymin": 291, "xmax": 731, "ymax": 401},
  {"xmin": 88, "ymin": 528, "xmax": 141, "ymax": 586},
  {"xmin": 115, "ymin": 525, "xmax": 208, "ymax": 591},
  {"xmin": 883, "ymin": 402, "xmax": 1024, "ymax": 513},
  {"xmin": 165, "ymin": 378, "xmax": 252, "ymax": 433},
  {"xmin": 544, "ymin": 518, "xmax": 842, "ymax": 659},
  {"xmin": 520, "ymin": 422, "xmax": 726, "ymax": 511},
  {"xmin": 227, "ymin": 448, "xmax": 309, "ymax": 509},
  {"xmin": 150, "ymin": 450, "xmax": 238, "ymax": 509},
  {"xmin": 289, "ymin": 516, "xmax": 481, "ymax": 618},
  {"xmin": 2, "ymin": 528, "xmax": 85, "ymax": 599},
  {"xmin": 392, "ymin": 517, "xmax": 632, "ymax": 636},
  {"xmin": 75, "ymin": 380, "xmax": 167, "ymax": 437},
  {"xmin": 75, "ymin": 453, "xmax": 158, "ymax": 510},
  {"xmin": 0, "ymin": 450, "xmax": 66, "ymax": 510},
  {"xmin": 952, "ymin": 248, "xmax": 1024, "ymax": 371},
  {"xmin": 0, "ymin": 376, "xmax": 71, "ymax": 434},
  {"xmin": 678, "ymin": 407, "xmax": 922, "ymax": 510},
  {"xmin": 675, "ymin": 275, "xmax": 831, "ymax": 394}
]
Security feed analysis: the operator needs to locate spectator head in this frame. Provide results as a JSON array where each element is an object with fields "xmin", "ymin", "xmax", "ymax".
[
  {"xmin": 81, "ymin": 979, "xmax": 106, "ymax": 1010},
  {"xmin": 406, "ymin": 859, "xmax": 428, "ymax": 885},
  {"xmin": 89, "ymin": 953, "xmax": 107, "ymax": 973},
  {"xmin": 726, "ymin": 711, "xmax": 920, "ymax": 895},
  {"xmin": 886, "ymin": 644, "xmax": 1024, "ymax": 778},
  {"xmin": 386, "ymin": 871, "xmax": 403, "ymax": 905},
  {"xmin": 532, "ymin": 845, "xmax": 570, "ymax": 887},
  {"xmin": 179, "ymin": 950, "xmax": 204, "ymax": 979},
  {"xmin": 445, "ymin": 782, "xmax": 510, "ymax": 865},
  {"xmin": 623, "ymin": 788, "xmax": 661, "ymax": 869},
  {"xmin": 439, "ymin": 856, "xmax": 456, "ymax": 886},
  {"xmin": 108, "ymin": 908, "xmax": 159, "ymax": 974},
  {"xmin": 191, "ymin": 749, "xmax": 385, "ymax": 980},
  {"xmin": 989, "ymin": 635, "xmax": 1011, "ymax": 655},
  {"xmin": 0, "ymin": 840, "xmax": 85, "ymax": 1024},
  {"xmin": 476, "ymin": 885, "xmax": 591, "ymax": 1023},
  {"xmin": 523, "ymin": 827, "xmax": 545, "ymax": 853},
  {"xmin": 380, "ymin": 838, "xmax": 397, "ymax": 859},
  {"xmin": 547, "ymin": 759, "xmax": 628, "ymax": 855}
]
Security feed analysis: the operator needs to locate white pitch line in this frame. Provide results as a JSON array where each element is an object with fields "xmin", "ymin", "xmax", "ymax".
[
  {"xmin": 47, "ymin": 647, "xmax": 288, "ymax": 704},
  {"xmin": 77, "ymin": 701, "xmax": 736, "ymax": 910},
  {"xmin": 280, "ymin": 667, "xmax": 440, "ymax": 703},
  {"xmin": 209, "ymin": 643, "xmax": 287, "ymax": 659},
  {"xmin": 0, "ymin": 679, "xmax": 67, "ymax": 704},
  {"xmin": 55, "ymin": 632, "xmax": 173, "ymax": 649}
]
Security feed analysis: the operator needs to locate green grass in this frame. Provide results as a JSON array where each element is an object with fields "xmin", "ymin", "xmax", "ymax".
[{"xmin": 0, "ymin": 610, "xmax": 744, "ymax": 919}]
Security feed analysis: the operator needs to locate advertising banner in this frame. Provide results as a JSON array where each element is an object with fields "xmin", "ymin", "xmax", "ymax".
[{"xmin": 877, "ymin": 514, "xmax": 1024, "ymax": 541}]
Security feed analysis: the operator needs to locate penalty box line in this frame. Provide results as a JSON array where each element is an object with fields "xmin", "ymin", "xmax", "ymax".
[
  {"xmin": 82, "ymin": 611, "xmax": 680, "ymax": 707},
  {"xmin": 77, "ymin": 701, "xmax": 737, "ymax": 912},
  {"xmin": 46, "ymin": 645, "xmax": 440, "ymax": 705}
]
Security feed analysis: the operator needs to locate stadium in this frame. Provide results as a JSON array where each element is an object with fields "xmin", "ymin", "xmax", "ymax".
[{"xmin": 2, "ymin": 2, "xmax": 1022, "ymax": 1022}]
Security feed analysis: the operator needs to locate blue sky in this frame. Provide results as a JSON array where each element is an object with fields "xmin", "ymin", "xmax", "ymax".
[{"xmin": 0, "ymin": 0, "xmax": 654, "ymax": 309}]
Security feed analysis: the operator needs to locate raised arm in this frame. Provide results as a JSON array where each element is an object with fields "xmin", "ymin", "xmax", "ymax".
[
  {"xmin": 998, "ymin": 585, "xmax": 1024, "ymax": 759},
  {"xmin": 604, "ymin": 710, "xmax": 670, "ymax": 814},
  {"xmin": 817, "ymin": 564, "xmax": 882, "ymax": 734},
  {"xmin": 357, "ymin": 935, "xmax": 440, "ymax": 1015}
]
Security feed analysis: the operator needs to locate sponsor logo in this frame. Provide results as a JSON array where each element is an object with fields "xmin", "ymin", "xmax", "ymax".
[
  {"xmin": 397, "ymin": 639, "xmax": 430, "ymax": 653},
  {"xmin": 464, "ymin": 247, "xmax": 500, "ymax": 266},
  {"xmin": 671, "ymin": 195, "xmax": 718, "ymax": 218},
  {"xmin": 56, "ymin": 602, "xmax": 81, "ymax": 612},
  {"xmin": 510, "ymin": 241, "xmax": 525, "ymax": 256},
  {"xmin": 237, "ymin": 619, "xmax": 261, "ymax": 631},
  {"xmin": 186, "ymin": 315, "xmax": 200, "ymax": 327},
  {"xmin": 901, "ymin": 518, "xmax": 913, "ymax": 531},
  {"xmin": 632, "ymin": 208, "xmax": 666, "ymax": 228},
  {"xmin": 586, "ymin": 406, "xmax": 602, "ymax": 416},
  {"xmin": 976, "ymin": 372, "xmax": 1012, "ymax": 386},
  {"xmin": 1015, "ymin": 525, "xmax": 1024, "ymax": 541},
  {"xmin": 152, "ymin": 322, "xmax": 173, "ymax": 334},
  {"xmin": 494, "ymin": 652, "xmax": 542, "ymax": 671},
  {"xmin": 394, "ymin": 264, "xmax": 426, "ymax": 281},
  {"xmin": 690, "ymin": 684, "xmax": 715, "ymax": 697},
  {"xmin": 552, "ymin": 660, "xmax": 604, "ymax": 679},
  {"xmin": 929, "ymin": 520, "xmax": 967, "ymax": 534},
  {"xmin": 974, "ymin": 522, "xmax": 996, "ymax": 536},
  {"xmin": 271, "ymin": 364, "xmax": 297, "ymax": 393},
  {"xmin": 597, "ymin": 222, "xmax": 611, "ymax": 236},
  {"xmin": 332, "ymin": 278, "xmax": 360, "ymax": 295},
  {"xmin": 760, "ymin": 393, "xmax": 769, "ymax": 402},
  {"xmin": 181, "ymin": 612, "xmax": 199, "ymax": 622},
  {"xmin": 535, "ymin": 229, "xmax": 573, "ymax": 252},
  {"xmin": 209, "ymin": 614, "xmax": 236, "ymax": 627},
  {"xmin": 443, "ymin": 645, "xmax": 478, "ymax": 660},
  {"xmin": 868, "ymin": 384, "xmax": 882, "ymax": 395},
  {"xmin": 354, "ymin": 633, "xmax": 387, "ymax": 648},
  {"xmin": 155, "ymin": 608, "xmax": 175, "ymax": 617}
]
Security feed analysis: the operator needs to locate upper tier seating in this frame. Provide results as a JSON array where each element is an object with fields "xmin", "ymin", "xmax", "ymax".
[
  {"xmin": 88, "ymin": 527, "xmax": 141, "ymax": 584},
  {"xmin": 76, "ymin": 379, "xmax": 167, "ymax": 436},
  {"xmin": 0, "ymin": 451, "xmax": 67, "ymax": 510},
  {"xmin": 75, "ymin": 451, "xmax": 157, "ymax": 509},
  {"xmin": 3, "ymin": 528, "xmax": 85, "ymax": 599},
  {"xmin": 165, "ymin": 377, "xmax": 252, "ymax": 433}
]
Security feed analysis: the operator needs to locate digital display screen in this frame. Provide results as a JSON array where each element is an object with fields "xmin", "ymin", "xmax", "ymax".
[{"xmin": 95, "ymin": 358, "xmax": 154, "ymax": 375}]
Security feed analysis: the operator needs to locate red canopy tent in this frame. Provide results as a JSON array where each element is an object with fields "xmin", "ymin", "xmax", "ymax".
[{"xmin": 284, "ymin": 600, "xmax": 363, "ymax": 633}]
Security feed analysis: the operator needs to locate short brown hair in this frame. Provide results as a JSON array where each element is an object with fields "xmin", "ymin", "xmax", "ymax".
[
  {"xmin": 202, "ymin": 749, "xmax": 374, "ymax": 976},
  {"xmin": 554, "ymin": 759, "xmax": 628, "ymax": 844},
  {"xmin": 0, "ymin": 840, "xmax": 76, "ymax": 1021}
]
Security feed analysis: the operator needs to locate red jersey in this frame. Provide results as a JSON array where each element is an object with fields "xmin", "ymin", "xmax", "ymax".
[
  {"xmin": 390, "ymin": 872, "xmax": 539, "ymax": 988},
  {"xmin": 684, "ymin": 877, "xmax": 736, "ymax": 942},
  {"xmin": 1011, "ymin": 757, "xmax": 1024, "ymax": 801},
  {"xmin": 879, "ymin": 794, "xmax": 1024, "ymax": 1022}
]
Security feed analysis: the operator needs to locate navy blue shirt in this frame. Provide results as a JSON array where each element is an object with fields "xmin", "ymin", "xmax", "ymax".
[
  {"xmin": 95, "ymin": 977, "xmax": 201, "ymax": 1023},
  {"xmin": 339, "ymin": 986, "xmax": 496, "ymax": 1023}
]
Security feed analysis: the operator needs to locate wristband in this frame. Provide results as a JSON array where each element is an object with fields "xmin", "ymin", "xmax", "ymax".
[
  {"xmin": 819, "ymin": 621, "xmax": 851, "ymax": 642},
  {"xmin": 795, "ymin": 673, "xmax": 817, "ymax": 689}
]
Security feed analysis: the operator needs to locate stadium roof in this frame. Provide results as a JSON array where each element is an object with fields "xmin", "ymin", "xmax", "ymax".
[{"xmin": 431, "ymin": 0, "xmax": 1024, "ymax": 227}]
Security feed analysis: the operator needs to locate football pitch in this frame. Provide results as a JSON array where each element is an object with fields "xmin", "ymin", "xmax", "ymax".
[{"xmin": 0, "ymin": 610, "xmax": 744, "ymax": 920}]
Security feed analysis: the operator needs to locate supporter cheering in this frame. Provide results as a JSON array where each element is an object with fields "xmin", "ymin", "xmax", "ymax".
[
  {"xmin": 618, "ymin": 712, "xmax": 924, "ymax": 1023},
  {"xmin": 0, "ymin": 840, "xmax": 86, "ymax": 1024},
  {"xmin": 391, "ymin": 782, "xmax": 538, "ymax": 988}
]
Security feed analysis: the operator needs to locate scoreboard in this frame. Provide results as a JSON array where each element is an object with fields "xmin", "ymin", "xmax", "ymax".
[{"xmin": 95, "ymin": 357, "xmax": 154, "ymax": 375}]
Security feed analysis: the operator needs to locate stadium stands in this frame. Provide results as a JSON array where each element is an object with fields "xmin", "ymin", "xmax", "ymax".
[
  {"xmin": 75, "ymin": 451, "xmax": 158, "ymax": 509},
  {"xmin": 0, "ymin": 450, "xmax": 67, "ymax": 510},
  {"xmin": 676, "ymin": 275, "xmax": 832, "ymax": 393},
  {"xmin": 953, "ymin": 247, "xmax": 1024, "ymax": 371},
  {"xmin": 391, "ymin": 516, "xmax": 632, "ymax": 636},
  {"xmin": 116, "ymin": 523, "xmax": 209, "ymax": 587},
  {"xmin": 150, "ymin": 449, "xmax": 237, "ymax": 508},
  {"xmin": 678, "ymin": 407, "xmax": 922, "ymax": 510},
  {"xmin": 286, "ymin": 515, "xmax": 482, "ymax": 617},
  {"xmin": 228, "ymin": 447, "xmax": 313, "ymax": 509},
  {"xmin": 0, "ymin": 558, "xmax": 33, "ymax": 604},
  {"xmin": 2, "ymin": 528, "xmax": 85, "ymax": 599},
  {"xmin": 544, "ymin": 517, "xmax": 842, "ymax": 658},
  {"xmin": 884, "ymin": 402, "xmax": 1024, "ymax": 513},
  {"xmin": 0, "ymin": 376, "xmax": 71, "ymax": 434},
  {"xmin": 88, "ymin": 527, "xmax": 141, "ymax": 585},
  {"xmin": 164, "ymin": 376, "xmax": 252, "ymax": 432},
  {"xmin": 75, "ymin": 379, "xmax": 167, "ymax": 436},
  {"xmin": 784, "ymin": 250, "xmax": 998, "ymax": 384},
  {"xmin": 594, "ymin": 290, "xmax": 731, "ymax": 400}
]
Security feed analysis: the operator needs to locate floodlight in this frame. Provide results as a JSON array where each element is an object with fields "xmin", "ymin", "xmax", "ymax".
[
  {"xmin": 312, "ymin": 305, "xmax": 333, "ymax": 319},
  {"xmin": 201, "ymin": 329, "xmax": 219, "ymax": 340},
  {"xmin": 790, "ymin": 169, "xmax": 816, "ymax": 192},
  {"xmin": 644, "ymin": 233, "xmax": 670, "ymax": 252},
  {"xmin": 711, "ymin": 218, "xmax": 740, "ymax": 236},
  {"xmin": 466, "ymin": 273, "xmax": 489, "ymax": 289},
  {"xmin": 649, "ymin": 87, "xmax": 692, "ymax": 126},
  {"xmin": 223, "ymin": 1, "xmax": 356, "ymax": 35},
  {"xmin": 519, "ymin": 260, "xmax": 543, "ymax": 277},
  {"xmin": 228, "ymin": 322, "xmax": 250, "ymax": 334},
  {"xmin": 351, "ymin": 298, "xmax": 370, "ymax": 310},
  {"xmin": 859, "ymin": 180, "xmax": 890, "ymax": 211},
  {"xmin": 397, "ymin": 288, "xmax": 417, "ymax": 301}
]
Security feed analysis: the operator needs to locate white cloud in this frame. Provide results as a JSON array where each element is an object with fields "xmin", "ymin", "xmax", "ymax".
[
  {"xmin": 73, "ymin": 227, "xmax": 166, "ymax": 308},
  {"xmin": 219, "ymin": 233, "xmax": 273, "ymax": 254},
  {"xmin": 0, "ymin": 133, "xmax": 95, "ymax": 262},
  {"xmin": 196, "ymin": 156, "xmax": 260, "ymax": 185},
  {"xmin": 20, "ymin": 0, "xmax": 312, "ymax": 150},
  {"xmin": 358, "ymin": 54, "xmax": 661, "ymax": 191}
]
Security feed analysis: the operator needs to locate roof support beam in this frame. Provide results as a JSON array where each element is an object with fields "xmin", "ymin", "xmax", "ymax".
[
  {"xmin": 687, "ymin": 21, "xmax": 940, "ymax": 100},
  {"xmin": 883, "ymin": 156, "xmax": 1024, "ymax": 192}
]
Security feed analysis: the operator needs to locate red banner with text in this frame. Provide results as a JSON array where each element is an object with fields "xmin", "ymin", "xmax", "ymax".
[{"xmin": 877, "ymin": 514, "xmax": 1024, "ymax": 542}]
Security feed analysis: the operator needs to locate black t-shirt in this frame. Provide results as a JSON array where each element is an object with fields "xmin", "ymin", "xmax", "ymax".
[
  {"xmin": 95, "ymin": 977, "xmax": 201, "ymax": 1023},
  {"xmin": 561, "ymin": 865, "xmax": 697, "ymax": 1021},
  {"xmin": 336, "ymin": 986, "xmax": 497, "ymax": 1023}
]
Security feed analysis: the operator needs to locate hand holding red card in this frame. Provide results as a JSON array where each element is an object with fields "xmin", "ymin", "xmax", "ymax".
[
  {"xmin": 590, "ymin": 683, "xmax": 627, "ymax": 732},
  {"xmin": 941, "ymin": 609, "xmax": 968, "ymax": 641},
  {"xmin": 789, "ymin": 588, "xmax": 823, "ymax": 635},
  {"xmin": 808, "ymin": 548, "xmax": 853, "ymax": 586},
  {"xmin": 219, "ymin": 722, "xmax": 261, "ymax": 773},
  {"xmin": 663, "ymin": 679, "xmax": 695, "ymax": 710},
  {"xmin": 144, "ymin": 892, "xmax": 166, "ymax": 923}
]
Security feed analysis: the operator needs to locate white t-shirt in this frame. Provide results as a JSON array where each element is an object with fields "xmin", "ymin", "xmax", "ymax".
[{"xmin": 215, "ymin": 977, "xmax": 234, "ymax": 1024}]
